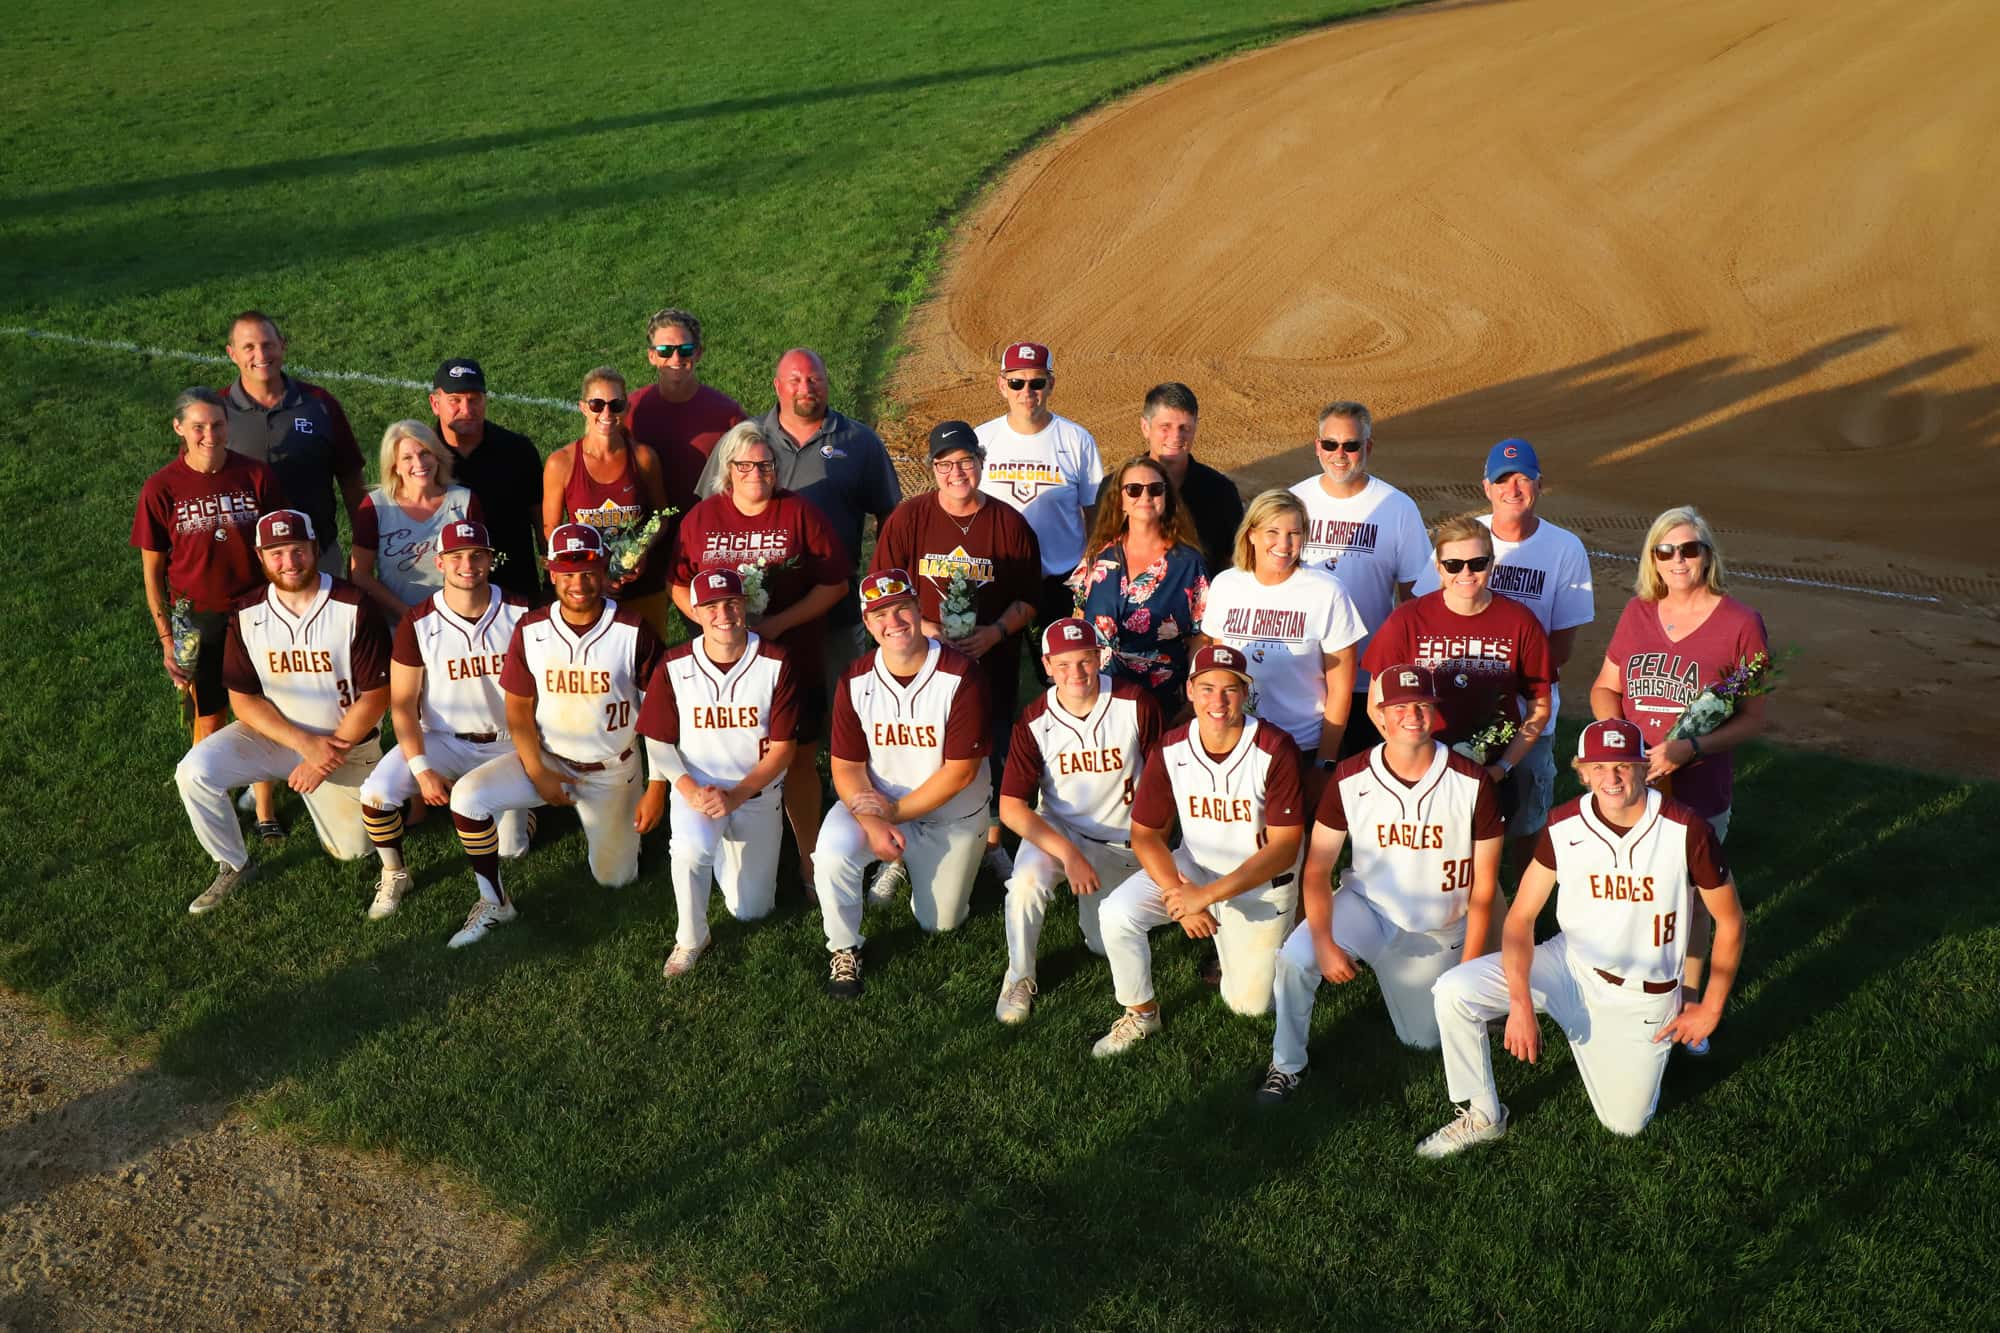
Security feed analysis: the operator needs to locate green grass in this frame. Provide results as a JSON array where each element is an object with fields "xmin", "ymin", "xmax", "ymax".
[{"xmin": 5, "ymin": 0, "xmax": 1999, "ymax": 1327}]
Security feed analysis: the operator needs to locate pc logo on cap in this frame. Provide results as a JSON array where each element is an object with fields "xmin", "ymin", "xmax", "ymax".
[
  {"xmin": 1191, "ymin": 643, "xmax": 1252, "ymax": 682},
  {"xmin": 1377, "ymin": 663, "xmax": 1440, "ymax": 706},
  {"xmin": 438, "ymin": 519, "xmax": 492, "ymax": 554},
  {"xmin": 692, "ymin": 568, "xmax": 745, "ymax": 606},
  {"xmin": 1577, "ymin": 718, "xmax": 1646, "ymax": 763},
  {"xmin": 546, "ymin": 523, "xmax": 606, "ymax": 570},
  {"xmin": 1041, "ymin": 617, "xmax": 1096, "ymax": 656},
  {"xmin": 1484, "ymin": 437, "xmax": 1541, "ymax": 483},
  {"xmin": 255, "ymin": 509, "xmax": 317, "ymax": 549},
  {"xmin": 1002, "ymin": 341, "xmax": 1051, "ymax": 372}
]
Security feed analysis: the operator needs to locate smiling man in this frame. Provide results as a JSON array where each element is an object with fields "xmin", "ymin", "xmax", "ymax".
[
  {"xmin": 1104, "ymin": 382, "xmax": 1242, "ymax": 578},
  {"xmin": 626, "ymin": 307, "xmax": 747, "ymax": 516}
]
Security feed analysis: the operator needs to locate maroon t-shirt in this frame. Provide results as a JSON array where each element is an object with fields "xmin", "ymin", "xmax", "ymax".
[
  {"xmin": 672, "ymin": 489, "xmax": 851, "ymax": 675},
  {"xmin": 1603, "ymin": 594, "xmax": 1769, "ymax": 817},
  {"xmin": 130, "ymin": 450, "xmax": 285, "ymax": 611},
  {"xmin": 626, "ymin": 383, "xmax": 746, "ymax": 513},
  {"xmin": 1362, "ymin": 592, "xmax": 1555, "ymax": 744}
]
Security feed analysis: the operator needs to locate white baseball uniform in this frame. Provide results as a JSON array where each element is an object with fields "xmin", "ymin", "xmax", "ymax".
[
  {"xmin": 637, "ymin": 633, "xmax": 800, "ymax": 950},
  {"xmin": 814, "ymin": 638, "xmax": 990, "ymax": 950},
  {"xmin": 1288, "ymin": 475, "xmax": 1431, "ymax": 687},
  {"xmin": 1200, "ymin": 566, "xmax": 1367, "ymax": 753},
  {"xmin": 175, "ymin": 574, "xmax": 390, "ymax": 868},
  {"xmin": 998, "ymin": 677, "xmax": 1163, "ymax": 984},
  {"xmin": 1431, "ymin": 789, "xmax": 1731, "ymax": 1135},
  {"xmin": 1272, "ymin": 744, "xmax": 1502, "ymax": 1071},
  {"xmin": 1099, "ymin": 717, "xmax": 1306, "ymax": 1016},
  {"xmin": 360, "ymin": 587, "xmax": 534, "ymax": 856},
  {"xmin": 975, "ymin": 413, "xmax": 1105, "ymax": 576},
  {"xmin": 450, "ymin": 600, "xmax": 664, "ymax": 888}
]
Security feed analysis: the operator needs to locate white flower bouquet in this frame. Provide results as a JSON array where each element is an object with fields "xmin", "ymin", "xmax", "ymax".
[
  {"xmin": 605, "ymin": 509, "xmax": 674, "ymax": 582},
  {"xmin": 1666, "ymin": 650, "xmax": 1785, "ymax": 745},
  {"xmin": 169, "ymin": 597, "xmax": 201, "ymax": 725},
  {"xmin": 940, "ymin": 572, "xmax": 977, "ymax": 640},
  {"xmin": 1451, "ymin": 714, "xmax": 1517, "ymax": 766},
  {"xmin": 737, "ymin": 559, "xmax": 771, "ymax": 616}
]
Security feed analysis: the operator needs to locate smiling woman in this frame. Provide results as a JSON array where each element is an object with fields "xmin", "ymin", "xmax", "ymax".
[{"xmin": 348, "ymin": 420, "xmax": 480, "ymax": 621}]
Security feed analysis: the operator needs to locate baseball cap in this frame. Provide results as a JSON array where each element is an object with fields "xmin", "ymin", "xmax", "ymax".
[
  {"xmin": 691, "ymin": 568, "xmax": 745, "ymax": 606},
  {"xmin": 927, "ymin": 419, "xmax": 984, "ymax": 461},
  {"xmin": 1484, "ymin": 437, "xmax": 1541, "ymax": 483},
  {"xmin": 255, "ymin": 509, "xmax": 316, "ymax": 549},
  {"xmin": 433, "ymin": 358, "xmax": 487, "ymax": 393},
  {"xmin": 1376, "ymin": 663, "xmax": 1440, "ymax": 706},
  {"xmin": 1002, "ymin": 342, "xmax": 1051, "ymax": 373},
  {"xmin": 1041, "ymin": 618, "xmax": 1096, "ymax": 656},
  {"xmin": 1190, "ymin": 643, "xmax": 1253, "ymax": 684},
  {"xmin": 437, "ymin": 519, "xmax": 492, "ymax": 554},
  {"xmin": 858, "ymin": 568, "xmax": 919, "ymax": 613},
  {"xmin": 1577, "ymin": 718, "xmax": 1647, "ymax": 763},
  {"xmin": 546, "ymin": 523, "xmax": 607, "ymax": 570}
]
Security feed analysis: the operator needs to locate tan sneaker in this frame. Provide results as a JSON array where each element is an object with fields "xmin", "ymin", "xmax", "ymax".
[
  {"xmin": 368, "ymin": 868, "xmax": 411, "ymax": 920},
  {"xmin": 1416, "ymin": 1104, "xmax": 1509, "ymax": 1160},
  {"xmin": 1091, "ymin": 1007, "xmax": 1162, "ymax": 1058},
  {"xmin": 995, "ymin": 977, "xmax": 1037, "ymax": 1025},
  {"xmin": 188, "ymin": 860, "xmax": 256, "ymax": 915}
]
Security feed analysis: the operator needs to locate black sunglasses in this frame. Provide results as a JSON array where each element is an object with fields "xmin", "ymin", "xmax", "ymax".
[
  {"xmin": 1317, "ymin": 437, "xmax": 1365, "ymax": 453},
  {"xmin": 653, "ymin": 342, "xmax": 699, "ymax": 359},
  {"xmin": 1122, "ymin": 481, "xmax": 1167, "ymax": 498},
  {"xmin": 1652, "ymin": 540, "xmax": 1709, "ymax": 561},
  {"xmin": 584, "ymin": 397, "xmax": 629, "ymax": 415},
  {"xmin": 1005, "ymin": 377, "xmax": 1050, "ymax": 391},
  {"xmin": 1439, "ymin": 555, "xmax": 1494, "ymax": 573}
]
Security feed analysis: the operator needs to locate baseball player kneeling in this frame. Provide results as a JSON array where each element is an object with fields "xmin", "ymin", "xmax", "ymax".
[
  {"xmin": 1092, "ymin": 644, "xmax": 1305, "ymax": 1057},
  {"xmin": 635, "ymin": 568, "xmax": 800, "ymax": 978},
  {"xmin": 176, "ymin": 510, "xmax": 390, "ymax": 914},
  {"xmin": 444, "ymin": 523, "xmax": 664, "ymax": 948},
  {"xmin": 1258, "ymin": 664, "xmax": 1502, "ymax": 1103},
  {"xmin": 1417, "ymin": 719, "xmax": 1745, "ymax": 1156},
  {"xmin": 357, "ymin": 520, "xmax": 533, "ymax": 920},
  {"xmin": 994, "ymin": 618, "xmax": 1163, "ymax": 1025},
  {"xmin": 813, "ymin": 568, "xmax": 990, "ymax": 999}
]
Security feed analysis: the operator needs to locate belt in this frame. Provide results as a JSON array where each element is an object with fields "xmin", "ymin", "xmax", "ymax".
[
  {"xmin": 549, "ymin": 746, "xmax": 634, "ymax": 774},
  {"xmin": 1077, "ymin": 831, "xmax": 1132, "ymax": 851},
  {"xmin": 454, "ymin": 731, "xmax": 501, "ymax": 744},
  {"xmin": 1594, "ymin": 967, "xmax": 1679, "ymax": 995},
  {"xmin": 1272, "ymin": 872, "xmax": 1295, "ymax": 888}
]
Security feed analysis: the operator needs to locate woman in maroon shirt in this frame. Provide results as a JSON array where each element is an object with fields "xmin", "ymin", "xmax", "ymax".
[{"xmin": 542, "ymin": 366, "xmax": 674, "ymax": 634}]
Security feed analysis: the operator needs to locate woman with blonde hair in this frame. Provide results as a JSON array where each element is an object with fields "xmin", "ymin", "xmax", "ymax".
[
  {"xmin": 350, "ymin": 419, "xmax": 481, "ymax": 620},
  {"xmin": 1077, "ymin": 454, "xmax": 1211, "ymax": 717},
  {"xmin": 543, "ymin": 366, "xmax": 674, "ymax": 632}
]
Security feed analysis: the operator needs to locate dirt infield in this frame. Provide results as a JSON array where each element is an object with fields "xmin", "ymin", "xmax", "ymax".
[{"xmin": 890, "ymin": 0, "xmax": 2000, "ymax": 779}]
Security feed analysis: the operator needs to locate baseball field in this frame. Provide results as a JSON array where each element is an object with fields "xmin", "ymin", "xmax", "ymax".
[{"xmin": 4, "ymin": 0, "xmax": 1998, "ymax": 1327}]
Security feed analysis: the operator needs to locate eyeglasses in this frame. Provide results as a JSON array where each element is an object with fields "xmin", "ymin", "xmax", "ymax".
[
  {"xmin": 584, "ymin": 398, "xmax": 629, "ymax": 415},
  {"xmin": 1317, "ymin": 437, "xmax": 1365, "ymax": 453},
  {"xmin": 1652, "ymin": 540, "xmax": 1709, "ymax": 561},
  {"xmin": 653, "ymin": 342, "xmax": 699, "ymax": 360},
  {"xmin": 1438, "ymin": 555, "xmax": 1494, "ymax": 574},
  {"xmin": 932, "ymin": 457, "xmax": 980, "ymax": 475},
  {"xmin": 860, "ymin": 576, "xmax": 914, "ymax": 605},
  {"xmin": 1004, "ymin": 377, "xmax": 1050, "ymax": 392},
  {"xmin": 730, "ymin": 460, "xmax": 776, "ymax": 475},
  {"xmin": 1122, "ymin": 481, "xmax": 1167, "ymax": 498}
]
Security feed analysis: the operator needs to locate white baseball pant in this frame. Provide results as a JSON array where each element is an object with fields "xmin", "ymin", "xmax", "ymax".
[
  {"xmin": 1099, "ymin": 848, "xmax": 1295, "ymax": 1017},
  {"xmin": 812, "ymin": 802, "xmax": 986, "ymax": 952},
  {"xmin": 669, "ymin": 784, "xmax": 785, "ymax": 950},
  {"xmin": 1002, "ymin": 821, "xmax": 1140, "ymax": 985},
  {"xmin": 1271, "ymin": 888, "xmax": 1468, "ymax": 1074},
  {"xmin": 359, "ymin": 734, "xmax": 530, "ymax": 857},
  {"xmin": 1432, "ymin": 932, "xmax": 1678, "ymax": 1136},
  {"xmin": 451, "ymin": 751, "xmax": 643, "ymax": 887},
  {"xmin": 176, "ymin": 722, "xmax": 381, "ymax": 869}
]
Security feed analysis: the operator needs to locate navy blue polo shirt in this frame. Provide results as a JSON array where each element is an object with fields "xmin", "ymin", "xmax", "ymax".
[{"xmin": 222, "ymin": 376, "xmax": 364, "ymax": 550}]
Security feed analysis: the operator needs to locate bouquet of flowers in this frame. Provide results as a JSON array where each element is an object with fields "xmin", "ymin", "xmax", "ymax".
[
  {"xmin": 169, "ymin": 597, "xmax": 201, "ymax": 725},
  {"xmin": 1666, "ymin": 650, "xmax": 1786, "ymax": 745},
  {"xmin": 605, "ymin": 509, "xmax": 674, "ymax": 583},
  {"xmin": 940, "ymin": 572, "xmax": 977, "ymax": 640},
  {"xmin": 736, "ymin": 559, "xmax": 772, "ymax": 617},
  {"xmin": 1451, "ymin": 714, "xmax": 1517, "ymax": 766}
]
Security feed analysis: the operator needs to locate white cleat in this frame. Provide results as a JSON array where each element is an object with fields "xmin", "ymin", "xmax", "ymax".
[
  {"xmin": 995, "ymin": 977, "xmax": 1037, "ymax": 1025},
  {"xmin": 662, "ymin": 944, "xmax": 704, "ymax": 979},
  {"xmin": 188, "ymin": 860, "xmax": 255, "ymax": 915},
  {"xmin": 867, "ymin": 858, "xmax": 909, "ymax": 906},
  {"xmin": 1091, "ymin": 1007, "xmax": 1162, "ymax": 1058},
  {"xmin": 368, "ymin": 868, "xmax": 411, "ymax": 920},
  {"xmin": 1416, "ymin": 1104, "xmax": 1510, "ymax": 1160},
  {"xmin": 448, "ymin": 899, "xmax": 518, "ymax": 949}
]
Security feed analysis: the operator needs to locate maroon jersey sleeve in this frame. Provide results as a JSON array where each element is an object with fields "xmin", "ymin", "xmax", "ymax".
[
  {"xmin": 1262, "ymin": 730, "xmax": 1306, "ymax": 827},
  {"xmin": 1531, "ymin": 827, "xmax": 1557, "ymax": 870},
  {"xmin": 942, "ymin": 669, "xmax": 991, "ymax": 761},
  {"xmin": 1515, "ymin": 611, "xmax": 1555, "ymax": 699},
  {"xmin": 998, "ymin": 717, "xmax": 1045, "ymax": 802},
  {"xmin": 800, "ymin": 497, "xmax": 852, "ymax": 584},
  {"xmin": 221, "ymin": 613, "xmax": 262, "ymax": 696},
  {"xmin": 1313, "ymin": 772, "xmax": 1348, "ymax": 832},
  {"xmin": 391, "ymin": 604, "xmax": 425, "ymax": 668},
  {"xmin": 351, "ymin": 493, "xmax": 381, "ymax": 551},
  {"xmin": 1360, "ymin": 602, "xmax": 1415, "ymax": 680},
  {"xmin": 131, "ymin": 473, "xmax": 171, "ymax": 551},
  {"xmin": 766, "ymin": 654, "xmax": 801, "ymax": 743},
  {"xmin": 499, "ymin": 622, "xmax": 537, "ymax": 698},
  {"xmin": 632, "ymin": 617, "xmax": 667, "ymax": 686},
  {"xmin": 350, "ymin": 605, "xmax": 392, "ymax": 692},
  {"xmin": 1130, "ymin": 748, "xmax": 1174, "ymax": 829},
  {"xmin": 1133, "ymin": 688, "xmax": 1165, "ymax": 757},
  {"xmin": 830, "ymin": 674, "xmax": 866, "ymax": 762},
  {"xmin": 1472, "ymin": 770, "xmax": 1504, "ymax": 839},
  {"xmin": 635, "ymin": 657, "xmax": 681, "ymax": 745},
  {"xmin": 1686, "ymin": 817, "xmax": 1731, "ymax": 890}
]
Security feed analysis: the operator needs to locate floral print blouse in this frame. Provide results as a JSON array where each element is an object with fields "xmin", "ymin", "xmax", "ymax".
[{"xmin": 1077, "ymin": 539, "xmax": 1209, "ymax": 707}]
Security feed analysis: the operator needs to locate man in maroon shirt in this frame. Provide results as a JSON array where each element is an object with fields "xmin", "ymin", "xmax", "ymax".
[{"xmin": 626, "ymin": 307, "xmax": 748, "ymax": 516}]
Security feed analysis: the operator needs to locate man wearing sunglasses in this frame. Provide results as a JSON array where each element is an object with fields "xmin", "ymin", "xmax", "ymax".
[
  {"xmin": 1289, "ymin": 401, "xmax": 1431, "ymax": 760},
  {"xmin": 627, "ymin": 307, "xmax": 747, "ymax": 516},
  {"xmin": 1105, "ymin": 382, "xmax": 1243, "ymax": 579}
]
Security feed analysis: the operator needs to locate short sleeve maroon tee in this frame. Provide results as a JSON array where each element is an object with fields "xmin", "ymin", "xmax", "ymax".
[
  {"xmin": 1361, "ymin": 592, "xmax": 1555, "ymax": 744},
  {"xmin": 626, "ymin": 383, "xmax": 748, "ymax": 513},
  {"xmin": 130, "ymin": 451, "xmax": 285, "ymax": 611},
  {"xmin": 672, "ymin": 489, "xmax": 852, "ymax": 673}
]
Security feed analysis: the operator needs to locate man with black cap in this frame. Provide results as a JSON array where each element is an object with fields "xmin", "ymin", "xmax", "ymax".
[{"xmin": 431, "ymin": 358, "xmax": 545, "ymax": 601}]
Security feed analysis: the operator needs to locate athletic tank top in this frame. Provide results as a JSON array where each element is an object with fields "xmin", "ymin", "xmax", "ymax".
[{"xmin": 562, "ymin": 441, "xmax": 665, "ymax": 594}]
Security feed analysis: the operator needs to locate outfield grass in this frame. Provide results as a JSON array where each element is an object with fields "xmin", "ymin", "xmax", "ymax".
[{"xmin": 6, "ymin": 1, "xmax": 2000, "ymax": 1328}]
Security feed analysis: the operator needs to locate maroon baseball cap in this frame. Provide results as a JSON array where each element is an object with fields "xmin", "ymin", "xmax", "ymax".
[
  {"xmin": 1377, "ymin": 663, "xmax": 1440, "ymax": 706},
  {"xmin": 858, "ymin": 568, "xmax": 918, "ymax": 613},
  {"xmin": 1002, "ymin": 341, "xmax": 1051, "ymax": 373},
  {"xmin": 692, "ymin": 567, "xmax": 745, "ymax": 606},
  {"xmin": 255, "ymin": 509, "xmax": 316, "ymax": 549},
  {"xmin": 546, "ymin": 523, "xmax": 606, "ymax": 570},
  {"xmin": 1577, "ymin": 718, "xmax": 1647, "ymax": 763},
  {"xmin": 1190, "ymin": 643, "xmax": 1252, "ymax": 683},
  {"xmin": 437, "ymin": 518, "xmax": 492, "ymax": 554},
  {"xmin": 1041, "ymin": 618, "xmax": 1096, "ymax": 656}
]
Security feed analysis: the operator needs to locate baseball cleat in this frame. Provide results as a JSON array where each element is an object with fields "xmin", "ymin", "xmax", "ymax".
[
  {"xmin": 255, "ymin": 818, "xmax": 286, "ymax": 845},
  {"xmin": 866, "ymin": 859, "xmax": 908, "ymax": 906},
  {"xmin": 982, "ymin": 844, "xmax": 1015, "ymax": 883},
  {"xmin": 1091, "ymin": 1007, "xmax": 1162, "ymax": 1058},
  {"xmin": 448, "ymin": 898, "xmax": 517, "ymax": 949},
  {"xmin": 367, "ymin": 868, "xmax": 411, "ymax": 920},
  {"xmin": 1416, "ymin": 1104, "xmax": 1509, "ymax": 1159},
  {"xmin": 237, "ymin": 788, "xmax": 258, "ymax": 813},
  {"xmin": 995, "ymin": 976, "xmax": 1037, "ymax": 1025},
  {"xmin": 826, "ymin": 946, "xmax": 865, "ymax": 999},
  {"xmin": 663, "ymin": 944, "xmax": 705, "ymax": 979},
  {"xmin": 188, "ymin": 860, "xmax": 256, "ymax": 915},
  {"xmin": 1255, "ymin": 1064, "xmax": 1302, "ymax": 1105}
]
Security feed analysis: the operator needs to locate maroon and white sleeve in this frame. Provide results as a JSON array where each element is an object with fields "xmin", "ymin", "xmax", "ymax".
[
  {"xmin": 1686, "ymin": 818, "xmax": 1732, "ymax": 890},
  {"xmin": 390, "ymin": 604, "xmax": 426, "ymax": 668},
  {"xmin": 1261, "ymin": 731, "xmax": 1306, "ymax": 827},
  {"xmin": 635, "ymin": 659, "xmax": 681, "ymax": 746},
  {"xmin": 766, "ymin": 656, "xmax": 801, "ymax": 744},
  {"xmin": 830, "ymin": 679, "xmax": 867, "ymax": 763},
  {"xmin": 221, "ymin": 615, "xmax": 262, "ymax": 696},
  {"xmin": 998, "ymin": 718, "xmax": 1046, "ymax": 802},
  {"xmin": 1472, "ymin": 772, "xmax": 1504, "ymax": 840},
  {"xmin": 941, "ymin": 671, "xmax": 991, "ymax": 761},
  {"xmin": 350, "ymin": 606, "xmax": 392, "ymax": 692},
  {"xmin": 499, "ymin": 623, "xmax": 537, "ymax": 699},
  {"xmin": 1130, "ymin": 749, "xmax": 1175, "ymax": 830}
]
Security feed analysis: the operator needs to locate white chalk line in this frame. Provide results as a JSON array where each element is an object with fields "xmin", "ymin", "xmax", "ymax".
[
  {"xmin": 0, "ymin": 325, "xmax": 576, "ymax": 411},
  {"xmin": 1584, "ymin": 548, "xmax": 1940, "ymax": 604}
]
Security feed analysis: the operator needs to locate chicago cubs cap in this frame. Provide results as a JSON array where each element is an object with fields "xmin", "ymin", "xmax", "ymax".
[
  {"xmin": 1190, "ymin": 643, "xmax": 1253, "ymax": 684},
  {"xmin": 927, "ymin": 419, "xmax": 984, "ymax": 461},
  {"xmin": 255, "ymin": 509, "xmax": 316, "ymax": 549},
  {"xmin": 546, "ymin": 522, "xmax": 607, "ymax": 570},
  {"xmin": 1041, "ymin": 617, "xmax": 1096, "ymax": 656},
  {"xmin": 1577, "ymin": 718, "xmax": 1647, "ymax": 763},
  {"xmin": 437, "ymin": 519, "xmax": 492, "ymax": 554},
  {"xmin": 1002, "ymin": 341, "xmax": 1051, "ymax": 373},
  {"xmin": 692, "ymin": 568, "xmax": 745, "ymax": 606},
  {"xmin": 858, "ymin": 568, "xmax": 919, "ymax": 612},
  {"xmin": 1484, "ymin": 437, "xmax": 1541, "ymax": 482},
  {"xmin": 433, "ymin": 358, "xmax": 487, "ymax": 392},
  {"xmin": 1377, "ymin": 663, "xmax": 1441, "ymax": 706}
]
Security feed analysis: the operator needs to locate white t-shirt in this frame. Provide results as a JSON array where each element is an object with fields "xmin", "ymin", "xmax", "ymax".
[
  {"xmin": 1415, "ymin": 513, "xmax": 1594, "ymax": 715},
  {"xmin": 1200, "ymin": 566, "xmax": 1367, "ymax": 751},
  {"xmin": 976, "ymin": 413, "xmax": 1104, "ymax": 575},
  {"xmin": 1288, "ymin": 475, "xmax": 1430, "ymax": 688}
]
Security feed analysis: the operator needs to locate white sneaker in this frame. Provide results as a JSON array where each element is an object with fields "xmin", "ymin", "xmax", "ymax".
[
  {"xmin": 188, "ymin": 860, "xmax": 255, "ymax": 915},
  {"xmin": 995, "ymin": 977, "xmax": 1037, "ymax": 1025},
  {"xmin": 1416, "ymin": 1104, "xmax": 1509, "ymax": 1159},
  {"xmin": 663, "ymin": 943, "xmax": 704, "ymax": 978},
  {"xmin": 867, "ymin": 859, "xmax": 908, "ymax": 906},
  {"xmin": 367, "ymin": 868, "xmax": 411, "ymax": 920},
  {"xmin": 1091, "ymin": 1007, "xmax": 1162, "ymax": 1058},
  {"xmin": 983, "ymin": 844, "xmax": 1014, "ymax": 883},
  {"xmin": 237, "ymin": 788, "xmax": 258, "ymax": 813},
  {"xmin": 448, "ymin": 899, "xmax": 518, "ymax": 949}
]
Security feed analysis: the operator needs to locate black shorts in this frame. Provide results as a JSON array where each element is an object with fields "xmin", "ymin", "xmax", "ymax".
[
  {"xmin": 187, "ymin": 608, "xmax": 231, "ymax": 718},
  {"xmin": 793, "ymin": 676, "xmax": 830, "ymax": 747},
  {"xmin": 1337, "ymin": 692, "xmax": 1381, "ymax": 760}
]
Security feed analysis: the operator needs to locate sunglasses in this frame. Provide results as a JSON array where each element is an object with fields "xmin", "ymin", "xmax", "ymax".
[
  {"xmin": 1005, "ymin": 377, "xmax": 1050, "ymax": 391},
  {"xmin": 584, "ymin": 397, "xmax": 629, "ymax": 415},
  {"xmin": 729, "ymin": 460, "xmax": 776, "ymax": 475},
  {"xmin": 653, "ymin": 342, "xmax": 699, "ymax": 359},
  {"xmin": 860, "ymin": 577, "xmax": 914, "ymax": 605},
  {"xmin": 1439, "ymin": 555, "xmax": 1494, "ymax": 574},
  {"xmin": 1122, "ymin": 481, "xmax": 1167, "ymax": 498},
  {"xmin": 1652, "ymin": 540, "xmax": 1709, "ymax": 561},
  {"xmin": 1317, "ymin": 437, "xmax": 1365, "ymax": 453},
  {"xmin": 932, "ymin": 457, "xmax": 980, "ymax": 475}
]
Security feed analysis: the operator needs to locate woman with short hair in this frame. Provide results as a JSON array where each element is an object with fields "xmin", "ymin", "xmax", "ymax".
[{"xmin": 349, "ymin": 419, "xmax": 480, "ymax": 620}]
